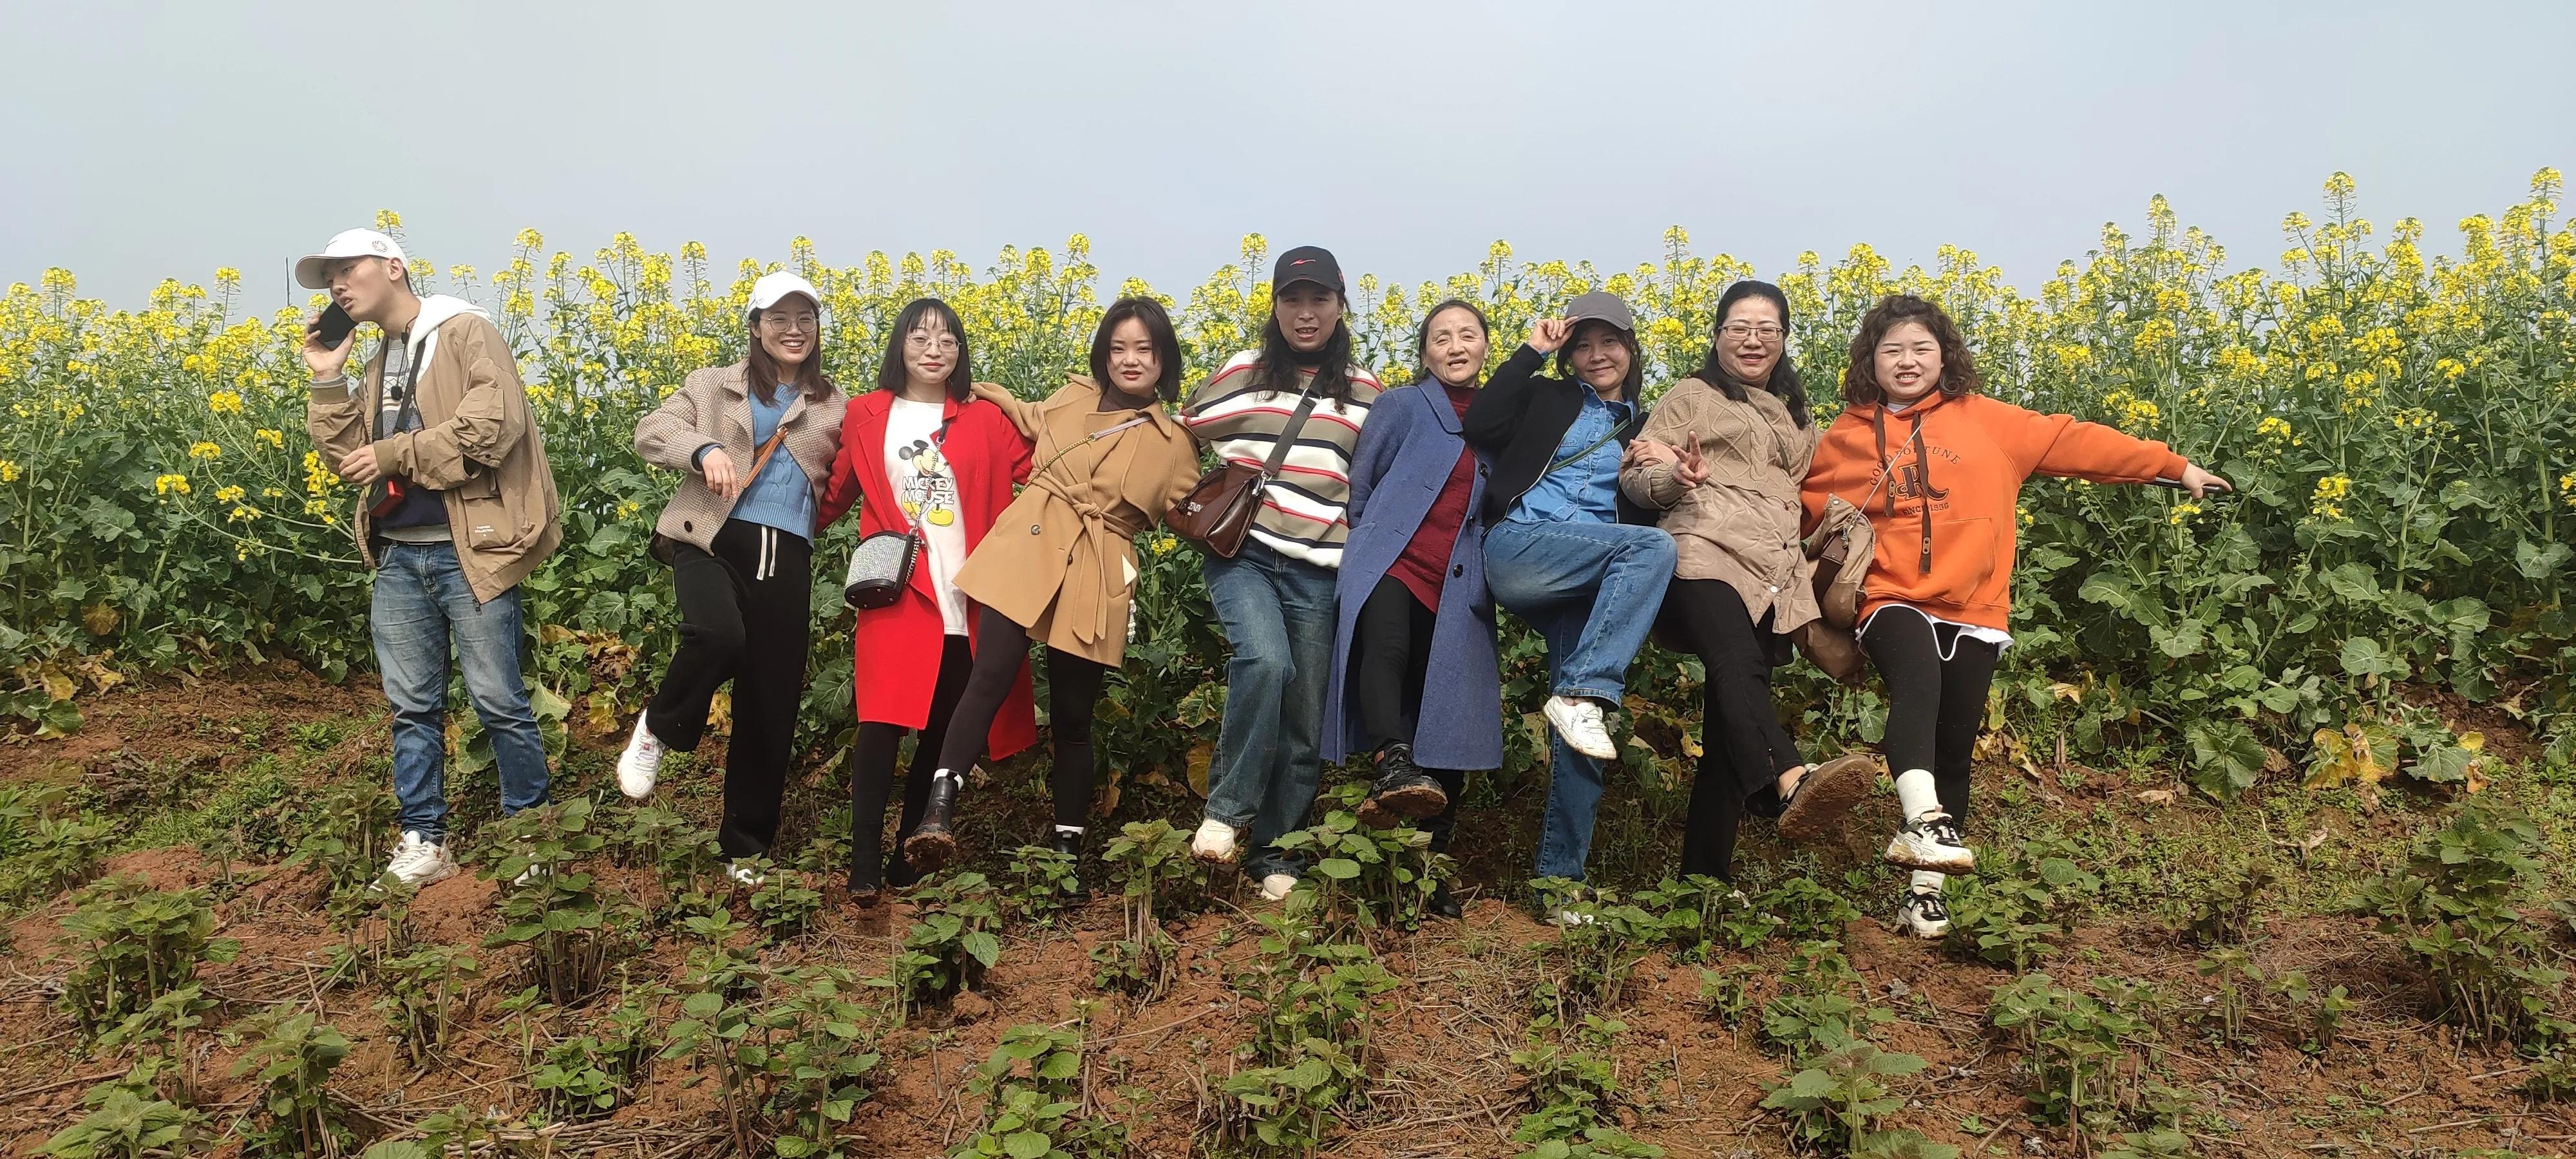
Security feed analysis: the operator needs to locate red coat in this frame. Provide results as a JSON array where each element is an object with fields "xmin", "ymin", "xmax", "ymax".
[{"xmin": 819, "ymin": 390, "xmax": 1037, "ymax": 759}]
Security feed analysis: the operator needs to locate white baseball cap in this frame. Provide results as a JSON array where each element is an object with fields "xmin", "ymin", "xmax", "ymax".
[
  {"xmin": 747, "ymin": 270, "xmax": 822, "ymax": 317},
  {"xmin": 294, "ymin": 229, "xmax": 409, "ymax": 289}
]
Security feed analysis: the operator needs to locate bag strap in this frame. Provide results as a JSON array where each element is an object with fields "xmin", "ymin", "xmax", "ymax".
[
  {"xmin": 1258, "ymin": 383, "xmax": 1324, "ymax": 479},
  {"xmin": 744, "ymin": 422, "xmax": 792, "ymax": 484},
  {"xmin": 1539, "ymin": 402, "xmax": 1642, "ymax": 479},
  {"xmin": 1031, "ymin": 413, "xmax": 1152, "ymax": 482}
]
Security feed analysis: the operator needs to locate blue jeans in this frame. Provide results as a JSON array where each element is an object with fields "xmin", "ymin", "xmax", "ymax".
[
  {"xmin": 1201, "ymin": 540, "xmax": 1338, "ymax": 880},
  {"xmin": 1482, "ymin": 517, "xmax": 1676, "ymax": 881},
  {"xmin": 372, "ymin": 542, "xmax": 551, "ymax": 840}
]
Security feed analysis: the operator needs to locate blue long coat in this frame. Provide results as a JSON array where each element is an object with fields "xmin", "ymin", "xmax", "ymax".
[{"xmin": 1323, "ymin": 383, "xmax": 1504, "ymax": 770}]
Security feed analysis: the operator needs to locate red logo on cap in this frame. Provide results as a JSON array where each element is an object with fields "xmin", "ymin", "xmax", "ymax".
[{"xmin": 1291, "ymin": 259, "xmax": 1314, "ymax": 265}]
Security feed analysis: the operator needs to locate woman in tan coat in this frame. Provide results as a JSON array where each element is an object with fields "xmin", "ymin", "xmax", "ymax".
[
  {"xmin": 1622, "ymin": 280, "xmax": 1871, "ymax": 884},
  {"xmin": 897, "ymin": 297, "xmax": 1204, "ymax": 877}
]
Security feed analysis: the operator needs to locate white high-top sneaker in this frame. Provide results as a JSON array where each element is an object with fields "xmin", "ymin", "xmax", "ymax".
[
  {"xmin": 1900, "ymin": 888, "xmax": 1953, "ymax": 938},
  {"xmin": 1189, "ymin": 817, "xmax": 1240, "ymax": 863},
  {"xmin": 616, "ymin": 714, "xmax": 667, "ymax": 800},
  {"xmin": 1258, "ymin": 873, "xmax": 1298, "ymax": 901},
  {"xmin": 1883, "ymin": 811, "xmax": 1977, "ymax": 873},
  {"xmin": 381, "ymin": 831, "xmax": 458, "ymax": 889}
]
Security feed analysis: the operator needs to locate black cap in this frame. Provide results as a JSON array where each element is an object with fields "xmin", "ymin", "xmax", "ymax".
[{"xmin": 1273, "ymin": 246, "xmax": 1345, "ymax": 295}]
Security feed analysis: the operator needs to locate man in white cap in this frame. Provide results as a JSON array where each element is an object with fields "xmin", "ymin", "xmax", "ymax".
[{"xmin": 298, "ymin": 227, "xmax": 564, "ymax": 887}]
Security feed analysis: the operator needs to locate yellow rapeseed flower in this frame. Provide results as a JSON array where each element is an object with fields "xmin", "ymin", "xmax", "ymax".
[
  {"xmin": 154, "ymin": 473, "xmax": 190, "ymax": 496},
  {"xmin": 215, "ymin": 485, "xmax": 244, "ymax": 503},
  {"xmin": 207, "ymin": 389, "xmax": 243, "ymax": 415},
  {"xmin": 255, "ymin": 429, "xmax": 284, "ymax": 449},
  {"xmin": 0, "ymin": 459, "xmax": 20, "ymax": 483},
  {"xmin": 2168, "ymin": 501, "xmax": 2202, "ymax": 525},
  {"xmin": 187, "ymin": 441, "xmax": 221, "ymax": 460}
]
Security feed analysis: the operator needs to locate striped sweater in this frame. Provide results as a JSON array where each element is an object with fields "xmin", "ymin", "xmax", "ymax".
[{"xmin": 1181, "ymin": 350, "xmax": 1382, "ymax": 568}]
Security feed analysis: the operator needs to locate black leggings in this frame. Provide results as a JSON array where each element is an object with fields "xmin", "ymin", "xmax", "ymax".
[
  {"xmin": 848, "ymin": 635, "xmax": 973, "ymax": 889},
  {"xmin": 1860, "ymin": 606, "xmax": 2001, "ymax": 825},
  {"xmin": 1350, "ymin": 575, "xmax": 1463, "ymax": 851},
  {"xmin": 647, "ymin": 520, "xmax": 813, "ymax": 860},
  {"xmin": 934, "ymin": 605, "xmax": 1112, "ymax": 830},
  {"xmin": 1663, "ymin": 579, "xmax": 1804, "ymax": 881}
]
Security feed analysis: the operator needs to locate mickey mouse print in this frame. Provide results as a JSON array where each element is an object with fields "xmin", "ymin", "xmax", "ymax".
[{"xmin": 884, "ymin": 395, "xmax": 974, "ymax": 632}]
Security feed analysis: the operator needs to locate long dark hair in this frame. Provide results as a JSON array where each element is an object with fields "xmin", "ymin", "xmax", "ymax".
[
  {"xmin": 1253, "ymin": 294, "xmax": 1358, "ymax": 407},
  {"xmin": 1698, "ymin": 280, "xmax": 1810, "ymax": 428},
  {"xmin": 1413, "ymin": 299, "xmax": 1490, "ymax": 382},
  {"xmin": 1841, "ymin": 293, "xmax": 1980, "ymax": 406},
  {"xmin": 1090, "ymin": 297, "xmax": 1184, "ymax": 402},
  {"xmin": 743, "ymin": 291, "xmax": 833, "ymax": 405},
  {"xmin": 875, "ymin": 297, "xmax": 973, "ymax": 400}
]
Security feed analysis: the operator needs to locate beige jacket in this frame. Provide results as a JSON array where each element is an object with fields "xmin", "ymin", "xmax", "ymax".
[
  {"xmin": 306, "ymin": 297, "xmax": 562, "ymax": 604},
  {"xmin": 632, "ymin": 361, "xmax": 846, "ymax": 552},
  {"xmin": 952, "ymin": 377, "xmax": 1202, "ymax": 668},
  {"xmin": 1620, "ymin": 377, "xmax": 1820, "ymax": 631}
]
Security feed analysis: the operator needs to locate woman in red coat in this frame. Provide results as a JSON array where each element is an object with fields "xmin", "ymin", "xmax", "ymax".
[{"xmin": 817, "ymin": 297, "xmax": 1036, "ymax": 898}]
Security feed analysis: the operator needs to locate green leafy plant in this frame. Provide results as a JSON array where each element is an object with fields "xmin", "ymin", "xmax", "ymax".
[
  {"xmin": 225, "ymin": 1009, "xmax": 353, "ymax": 1158},
  {"xmin": 1002, "ymin": 842, "xmax": 1084, "ymax": 926},
  {"xmin": 662, "ymin": 964, "xmax": 884, "ymax": 1159},
  {"xmin": 1760, "ymin": 1041, "xmax": 1956, "ymax": 1158},
  {"xmin": 56, "ymin": 878, "xmax": 239, "ymax": 1037},
  {"xmin": 5, "ymin": 811, "xmax": 113, "ymax": 904},
  {"xmin": 950, "ymin": 1024, "xmax": 1128, "ymax": 1158},
  {"xmin": 870, "ymin": 871, "xmax": 1002, "ymax": 1018},
  {"xmin": 1528, "ymin": 880, "xmax": 1666, "ymax": 1023},
  {"xmin": 35, "ymin": 1061, "xmax": 208, "ymax": 1159},
  {"xmin": 2347, "ymin": 800, "xmax": 2568, "ymax": 1041},
  {"xmin": 747, "ymin": 861, "xmax": 824, "ymax": 943},
  {"xmin": 1987, "ymin": 974, "xmax": 2157, "ymax": 1138},
  {"xmin": 376, "ymin": 943, "xmax": 481, "ymax": 1068},
  {"xmin": 1272, "ymin": 786, "xmax": 1444, "ymax": 936},
  {"xmin": 1942, "ymin": 837, "xmax": 2101, "ymax": 971},
  {"xmin": 1093, "ymin": 820, "xmax": 1203, "ymax": 997},
  {"xmin": 482, "ymin": 796, "xmax": 632, "ymax": 1006}
]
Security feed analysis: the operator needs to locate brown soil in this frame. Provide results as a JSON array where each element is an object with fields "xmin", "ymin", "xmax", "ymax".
[{"xmin": 3, "ymin": 669, "xmax": 2571, "ymax": 1157}]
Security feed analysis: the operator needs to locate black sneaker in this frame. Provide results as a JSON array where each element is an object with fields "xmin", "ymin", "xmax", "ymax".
[
  {"xmin": 1899, "ymin": 888, "xmax": 1951, "ymax": 939},
  {"xmin": 1882, "ymin": 811, "xmax": 1976, "ymax": 873},
  {"xmin": 1357, "ymin": 744, "xmax": 1447, "ymax": 829}
]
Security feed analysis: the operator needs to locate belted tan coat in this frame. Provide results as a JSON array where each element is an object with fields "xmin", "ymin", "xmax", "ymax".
[
  {"xmin": 952, "ymin": 376, "xmax": 1203, "ymax": 668},
  {"xmin": 1619, "ymin": 376, "xmax": 1823, "ymax": 633}
]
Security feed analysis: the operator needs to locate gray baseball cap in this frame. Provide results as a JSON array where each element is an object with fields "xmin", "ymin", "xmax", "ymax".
[{"xmin": 1564, "ymin": 290, "xmax": 1635, "ymax": 333}]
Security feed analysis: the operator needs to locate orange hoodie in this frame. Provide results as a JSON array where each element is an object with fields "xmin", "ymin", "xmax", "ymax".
[{"xmin": 1800, "ymin": 392, "xmax": 2188, "ymax": 632}]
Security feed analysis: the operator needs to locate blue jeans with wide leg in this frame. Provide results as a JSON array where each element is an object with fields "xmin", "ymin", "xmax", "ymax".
[
  {"xmin": 1481, "ymin": 517, "xmax": 1676, "ymax": 881},
  {"xmin": 1200, "ymin": 539, "xmax": 1339, "ymax": 881},
  {"xmin": 371, "ymin": 541, "xmax": 552, "ymax": 841}
]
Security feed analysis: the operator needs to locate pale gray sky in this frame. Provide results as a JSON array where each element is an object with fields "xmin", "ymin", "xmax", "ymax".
[{"xmin": 5, "ymin": 1, "xmax": 2570, "ymax": 309}]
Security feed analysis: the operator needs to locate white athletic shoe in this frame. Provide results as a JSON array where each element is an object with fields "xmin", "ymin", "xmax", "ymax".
[
  {"xmin": 1899, "ymin": 889, "xmax": 1952, "ymax": 939},
  {"xmin": 1883, "ymin": 811, "xmax": 1977, "ymax": 873},
  {"xmin": 381, "ymin": 831, "xmax": 458, "ymax": 889},
  {"xmin": 724, "ymin": 860, "xmax": 766, "ymax": 889},
  {"xmin": 1544, "ymin": 695, "xmax": 1618, "ymax": 761},
  {"xmin": 1190, "ymin": 818, "xmax": 1240, "ymax": 864},
  {"xmin": 511, "ymin": 862, "xmax": 549, "ymax": 887},
  {"xmin": 1259, "ymin": 873, "xmax": 1298, "ymax": 901},
  {"xmin": 616, "ymin": 714, "xmax": 666, "ymax": 800}
]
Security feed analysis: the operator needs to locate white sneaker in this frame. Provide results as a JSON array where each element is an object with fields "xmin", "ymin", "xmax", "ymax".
[
  {"xmin": 725, "ymin": 860, "xmax": 767, "ymax": 889},
  {"xmin": 1258, "ymin": 872, "xmax": 1298, "ymax": 901},
  {"xmin": 381, "ymin": 831, "xmax": 458, "ymax": 889},
  {"xmin": 1899, "ymin": 889, "xmax": 1951, "ymax": 938},
  {"xmin": 616, "ymin": 714, "xmax": 666, "ymax": 800},
  {"xmin": 1883, "ymin": 811, "xmax": 1977, "ymax": 873},
  {"xmin": 1544, "ymin": 696, "xmax": 1618, "ymax": 761},
  {"xmin": 1189, "ymin": 818, "xmax": 1240, "ymax": 864},
  {"xmin": 511, "ymin": 862, "xmax": 549, "ymax": 887}
]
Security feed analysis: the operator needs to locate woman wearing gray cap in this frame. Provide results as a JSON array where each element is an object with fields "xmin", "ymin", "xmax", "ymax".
[
  {"xmin": 1179, "ymin": 246, "xmax": 1383, "ymax": 901},
  {"xmin": 1463, "ymin": 292, "xmax": 1677, "ymax": 907},
  {"xmin": 618, "ymin": 272, "xmax": 847, "ymax": 884}
]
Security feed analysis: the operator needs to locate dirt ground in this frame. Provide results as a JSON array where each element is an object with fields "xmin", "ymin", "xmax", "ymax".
[{"xmin": 3, "ymin": 666, "xmax": 2570, "ymax": 1158}]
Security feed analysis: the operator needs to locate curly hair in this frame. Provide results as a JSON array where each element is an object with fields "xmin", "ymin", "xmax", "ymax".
[{"xmin": 1841, "ymin": 294, "xmax": 1980, "ymax": 406}]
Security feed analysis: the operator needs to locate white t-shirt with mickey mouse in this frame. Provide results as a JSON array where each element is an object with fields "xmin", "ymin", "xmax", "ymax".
[{"xmin": 885, "ymin": 397, "xmax": 971, "ymax": 635}]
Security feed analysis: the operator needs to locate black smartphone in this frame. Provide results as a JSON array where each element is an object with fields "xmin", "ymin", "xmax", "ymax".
[{"xmin": 313, "ymin": 303, "xmax": 357, "ymax": 348}]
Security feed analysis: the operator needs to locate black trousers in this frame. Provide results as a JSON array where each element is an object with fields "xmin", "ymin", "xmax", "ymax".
[
  {"xmin": 1351, "ymin": 575, "xmax": 1464, "ymax": 851},
  {"xmin": 1860, "ymin": 606, "xmax": 2001, "ymax": 826},
  {"xmin": 647, "ymin": 520, "xmax": 812, "ymax": 860},
  {"xmin": 934, "ymin": 605, "xmax": 1112, "ymax": 830},
  {"xmin": 849, "ymin": 635, "xmax": 973, "ymax": 889},
  {"xmin": 1664, "ymin": 579, "xmax": 1804, "ymax": 881}
]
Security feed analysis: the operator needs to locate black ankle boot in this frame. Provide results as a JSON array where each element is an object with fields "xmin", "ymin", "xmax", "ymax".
[
  {"xmin": 885, "ymin": 849, "xmax": 920, "ymax": 890},
  {"xmin": 1427, "ymin": 879, "xmax": 1462, "ymax": 919},
  {"xmin": 1358, "ymin": 743, "xmax": 1447, "ymax": 829},
  {"xmin": 1048, "ymin": 828, "xmax": 1090, "ymax": 901},
  {"xmin": 904, "ymin": 771, "xmax": 961, "ymax": 872}
]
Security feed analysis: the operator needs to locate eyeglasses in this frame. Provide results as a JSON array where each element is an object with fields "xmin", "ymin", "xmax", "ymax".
[
  {"xmin": 759, "ymin": 313, "xmax": 817, "ymax": 333},
  {"xmin": 905, "ymin": 331, "xmax": 960, "ymax": 353},
  {"xmin": 1719, "ymin": 323, "xmax": 1786, "ymax": 341}
]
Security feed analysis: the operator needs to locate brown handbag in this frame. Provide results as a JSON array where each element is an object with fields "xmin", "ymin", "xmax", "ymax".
[{"xmin": 1165, "ymin": 383, "xmax": 1322, "ymax": 558}]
